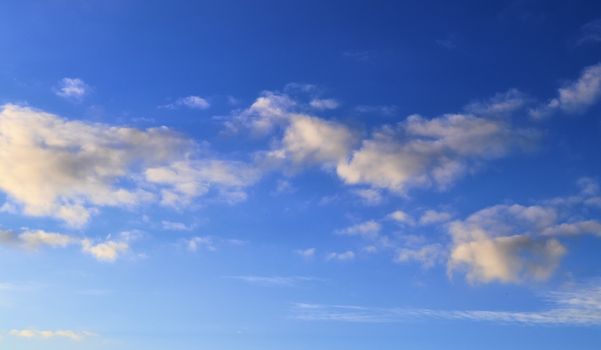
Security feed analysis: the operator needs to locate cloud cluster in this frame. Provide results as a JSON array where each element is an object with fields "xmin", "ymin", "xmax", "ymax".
[
  {"xmin": 54, "ymin": 78, "xmax": 89, "ymax": 101},
  {"xmin": 0, "ymin": 104, "xmax": 257, "ymax": 226},
  {"xmin": 0, "ymin": 228, "xmax": 133, "ymax": 262},
  {"xmin": 448, "ymin": 194, "xmax": 601, "ymax": 283}
]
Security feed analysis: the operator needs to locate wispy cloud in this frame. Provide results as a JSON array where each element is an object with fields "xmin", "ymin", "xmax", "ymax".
[
  {"xmin": 9, "ymin": 329, "xmax": 96, "ymax": 341},
  {"xmin": 223, "ymin": 275, "xmax": 323, "ymax": 287},
  {"xmin": 161, "ymin": 95, "xmax": 210, "ymax": 110},
  {"xmin": 291, "ymin": 280, "xmax": 601, "ymax": 326},
  {"xmin": 578, "ymin": 18, "xmax": 601, "ymax": 45}
]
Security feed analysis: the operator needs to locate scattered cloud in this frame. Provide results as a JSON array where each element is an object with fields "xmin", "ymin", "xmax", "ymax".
[
  {"xmin": 161, "ymin": 220, "xmax": 193, "ymax": 231},
  {"xmin": 352, "ymin": 188, "xmax": 384, "ymax": 205},
  {"xmin": 354, "ymin": 104, "xmax": 398, "ymax": 116},
  {"xmin": 395, "ymin": 243, "xmax": 445, "ymax": 268},
  {"xmin": 54, "ymin": 78, "xmax": 89, "ymax": 101},
  {"xmin": 81, "ymin": 239, "xmax": 129, "ymax": 262},
  {"xmin": 388, "ymin": 210, "xmax": 415, "ymax": 225},
  {"xmin": 185, "ymin": 236, "xmax": 215, "ymax": 252},
  {"xmin": 9, "ymin": 329, "xmax": 95, "ymax": 341}
]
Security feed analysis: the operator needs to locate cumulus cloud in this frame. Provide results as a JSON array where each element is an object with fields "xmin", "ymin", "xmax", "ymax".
[
  {"xmin": 9, "ymin": 329, "xmax": 95, "ymax": 341},
  {"xmin": 81, "ymin": 239, "xmax": 129, "ymax": 262},
  {"xmin": 388, "ymin": 210, "xmax": 414, "ymax": 225},
  {"xmin": 446, "ymin": 200, "xmax": 601, "ymax": 284},
  {"xmin": 531, "ymin": 63, "xmax": 601, "ymax": 118},
  {"xmin": 337, "ymin": 114, "xmax": 536, "ymax": 193},
  {"xmin": 0, "ymin": 104, "xmax": 257, "ymax": 226},
  {"xmin": 54, "ymin": 78, "xmax": 89, "ymax": 100}
]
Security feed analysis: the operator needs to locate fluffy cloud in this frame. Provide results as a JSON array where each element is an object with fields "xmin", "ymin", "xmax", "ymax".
[
  {"xmin": 395, "ymin": 244, "xmax": 444, "ymax": 268},
  {"xmin": 9, "ymin": 329, "xmax": 95, "ymax": 341},
  {"xmin": 54, "ymin": 78, "xmax": 89, "ymax": 100},
  {"xmin": 295, "ymin": 247, "xmax": 316, "ymax": 258},
  {"xmin": 0, "ymin": 104, "xmax": 256, "ymax": 226},
  {"xmin": 81, "ymin": 239, "xmax": 129, "ymax": 262},
  {"xmin": 419, "ymin": 210, "xmax": 452, "ymax": 225},
  {"xmin": 337, "ymin": 114, "xmax": 536, "ymax": 192},
  {"xmin": 531, "ymin": 63, "xmax": 601, "ymax": 118},
  {"xmin": 310, "ymin": 98, "xmax": 339, "ymax": 110},
  {"xmin": 447, "ymin": 201, "xmax": 601, "ymax": 284}
]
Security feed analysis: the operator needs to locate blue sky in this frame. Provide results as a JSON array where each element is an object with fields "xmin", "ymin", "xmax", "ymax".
[{"xmin": 1, "ymin": 0, "xmax": 601, "ymax": 349}]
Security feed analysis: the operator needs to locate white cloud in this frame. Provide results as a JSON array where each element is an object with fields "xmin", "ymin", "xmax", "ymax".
[
  {"xmin": 185, "ymin": 236, "xmax": 215, "ymax": 252},
  {"xmin": 290, "ymin": 280, "xmax": 601, "ymax": 325},
  {"xmin": 531, "ymin": 63, "xmax": 601, "ymax": 117},
  {"xmin": 310, "ymin": 98, "xmax": 339, "ymax": 110},
  {"xmin": 163, "ymin": 96, "xmax": 210, "ymax": 110},
  {"xmin": 419, "ymin": 210, "xmax": 452, "ymax": 225},
  {"xmin": 161, "ymin": 220, "xmax": 192, "ymax": 231},
  {"xmin": 54, "ymin": 78, "xmax": 89, "ymax": 100},
  {"xmin": 337, "ymin": 114, "xmax": 536, "ymax": 193},
  {"xmin": 326, "ymin": 250, "xmax": 355, "ymax": 261},
  {"xmin": 464, "ymin": 89, "xmax": 529, "ymax": 117},
  {"xmin": 395, "ymin": 244, "xmax": 444, "ymax": 268},
  {"xmin": 295, "ymin": 247, "xmax": 316, "ymax": 259},
  {"xmin": 18, "ymin": 230, "xmax": 74, "ymax": 249},
  {"xmin": 388, "ymin": 210, "xmax": 414, "ymax": 225},
  {"xmin": 352, "ymin": 188, "xmax": 383, "ymax": 205},
  {"xmin": 81, "ymin": 239, "xmax": 129, "ymax": 262},
  {"xmin": 9, "ymin": 329, "xmax": 95, "ymax": 341},
  {"xmin": 265, "ymin": 115, "xmax": 356, "ymax": 167},
  {"xmin": 0, "ymin": 104, "xmax": 256, "ymax": 226},
  {"xmin": 579, "ymin": 18, "xmax": 601, "ymax": 45},
  {"xmin": 337, "ymin": 220, "xmax": 381, "ymax": 239}
]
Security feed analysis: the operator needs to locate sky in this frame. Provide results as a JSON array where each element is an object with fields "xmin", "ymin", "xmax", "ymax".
[{"xmin": 0, "ymin": 0, "xmax": 601, "ymax": 349}]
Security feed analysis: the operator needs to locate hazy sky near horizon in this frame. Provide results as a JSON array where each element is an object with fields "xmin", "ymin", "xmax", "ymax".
[{"xmin": 1, "ymin": 1, "xmax": 601, "ymax": 349}]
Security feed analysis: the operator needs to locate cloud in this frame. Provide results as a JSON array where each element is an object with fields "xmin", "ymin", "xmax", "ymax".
[
  {"xmin": 290, "ymin": 280, "xmax": 601, "ymax": 326},
  {"xmin": 54, "ymin": 78, "xmax": 89, "ymax": 100},
  {"xmin": 419, "ymin": 210, "xmax": 452, "ymax": 225},
  {"xmin": 162, "ymin": 96, "xmax": 210, "ymax": 110},
  {"xmin": 531, "ymin": 63, "xmax": 601, "ymax": 118},
  {"xmin": 0, "ymin": 104, "xmax": 256, "ymax": 226},
  {"xmin": 388, "ymin": 210, "xmax": 414, "ymax": 225},
  {"xmin": 326, "ymin": 250, "xmax": 355, "ymax": 261},
  {"xmin": 0, "ymin": 228, "xmax": 135, "ymax": 263},
  {"xmin": 9, "ymin": 329, "xmax": 95, "ymax": 341},
  {"xmin": 161, "ymin": 220, "xmax": 193, "ymax": 231},
  {"xmin": 352, "ymin": 188, "xmax": 384, "ymax": 205},
  {"xmin": 337, "ymin": 113, "xmax": 537, "ymax": 193},
  {"xmin": 264, "ymin": 115, "xmax": 356, "ymax": 168},
  {"xmin": 445, "ymin": 199, "xmax": 601, "ymax": 284},
  {"xmin": 337, "ymin": 220, "xmax": 381, "ymax": 239},
  {"xmin": 81, "ymin": 239, "xmax": 129, "ymax": 262},
  {"xmin": 354, "ymin": 105, "xmax": 398, "ymax": 116},
  {"xmin": 223, "ymin": 275, "xmax": 321, "ymax": 287},
  {"xmin": 185, "ymin": 236, "xmax": 215, "ymax": 252},
  {"xmin": 342, "ymin": 50, "xmax": 371, "ymax": 62},
  {"xmin": 578, "ymin": 18, "xmax": 601, "ymax": 45},
  {"xmin": 464, "ymin": 89, "xmax": 530, "ymax": 117},
  {"xmin": 310, "ymin": 98, "xmax": 339, "ymax": 110},
  {"xmin": 295, "ymin": 247, "xmax": 316, "ymax": 258},
  {"xmin": 395, "ymin": 244, "xmax": 445, "ymax": 268}
]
